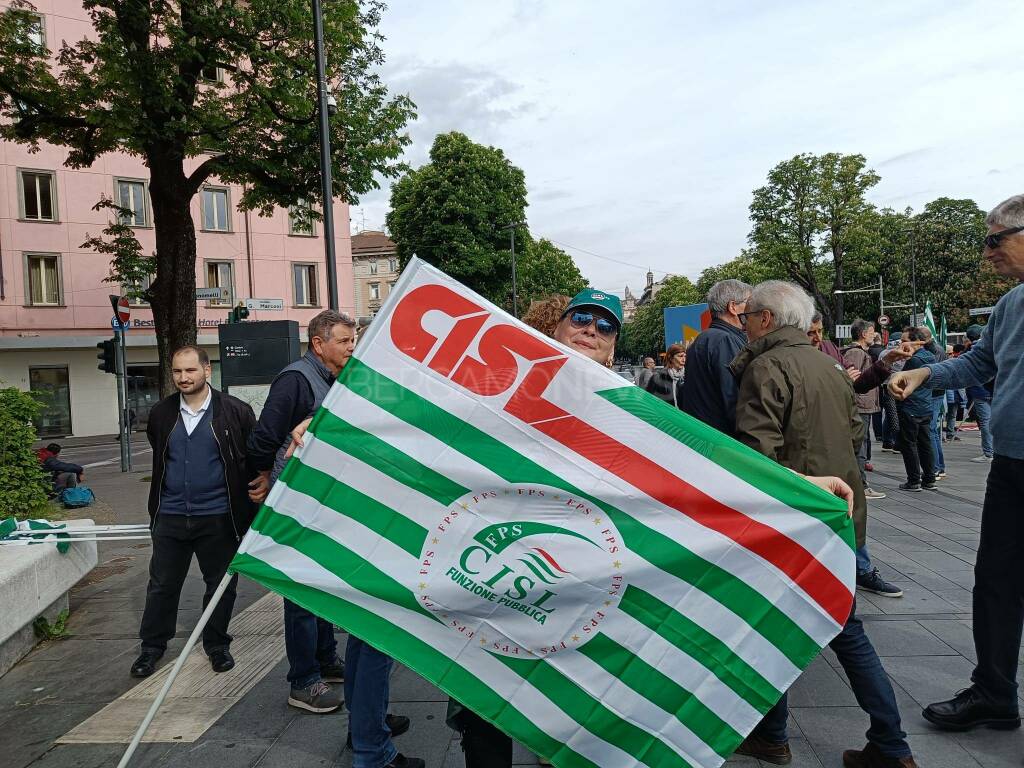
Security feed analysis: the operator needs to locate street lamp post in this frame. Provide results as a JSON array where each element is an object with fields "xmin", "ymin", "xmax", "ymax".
[
  {"xmin": 312, "ymin": 0, "xmax": 338, "ymax": 311},
  {"xmin": 502, "ymin": 222, "xmax": 526, "ymax": 316}
]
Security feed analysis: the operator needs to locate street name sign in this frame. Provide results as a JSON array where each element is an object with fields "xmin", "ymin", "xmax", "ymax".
[
  {"xmin": 245, "ymin": 298, "xmax": 285, "ymax": 311},
  {"xmin": 969, "ymin": 306, "xmax": 995, "ymax": 316},
  {"xmin": 196, "ymin": 287, "xmax": 230, "ymax": 302}
]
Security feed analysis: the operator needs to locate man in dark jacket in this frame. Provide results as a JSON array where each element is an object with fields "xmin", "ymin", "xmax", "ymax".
[
  {"xmin": 730, "ymin": 281, "xmax": 918, "ymax": 768},
  {"xmin": 130, "ymin": 346, "xmax": 257, "ymax": 679},
  {"xmin": 36, "ymin": 443, "xmax": 84, "ymax": 492},
  {"xmin": 895, "ymin": 327, "xmax": 937, "ymax": 492},
  {"xmin": 682, "ymin": 279, "xmax": 751, "ymax": 433}
]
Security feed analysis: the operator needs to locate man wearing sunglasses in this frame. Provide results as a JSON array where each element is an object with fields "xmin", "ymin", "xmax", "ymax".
[{"xmin": 890, "ymin": 194, "xmax": 1024, "ymax": 734}]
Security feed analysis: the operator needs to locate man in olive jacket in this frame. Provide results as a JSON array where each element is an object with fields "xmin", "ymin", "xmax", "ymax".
[{"xmin": 728, "ymin": 281, "xmax": 917, "ymax": 768}]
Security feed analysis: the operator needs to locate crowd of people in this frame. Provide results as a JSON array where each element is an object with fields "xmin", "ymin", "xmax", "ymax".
[{"xmin": 123, "ymin": 193, "xmax": 1024, "ymax": 768}]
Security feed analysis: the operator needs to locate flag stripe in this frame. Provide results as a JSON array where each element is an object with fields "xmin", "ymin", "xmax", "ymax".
[
  {"xmin": 229, "ymin": 554, "xmax": 605, "ymax": 768},
  {"xmin": 530, "ymin": 414, "xmax": 852, "ymax": 626},
  {"xmin": 280, "ymin": 461, "xmax": 428, "ymax": 558},
  {"xmin": 331, "ymin": 359, "xmax": 824, "ymax": 665},
  {"xmin": 619, "ymin": 585, "xmax": 782, "ymax": 712},
  {"xmin": 497, "ymin": 654, "xmax": 699, "ymax": 768},
  {"xmin": 578, "ymin": 633, "xmax": 740, "ymax": 756},
  {"xmin": 597, "ymin": 387, "xmax": 850, "ymax": 537},
  {"xmin": 311, "ymin": 409, "xmax": 468, "ymax": 506}
]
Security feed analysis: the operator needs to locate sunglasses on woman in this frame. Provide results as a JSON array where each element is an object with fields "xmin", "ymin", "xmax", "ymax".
[
  {"xmin": 985, "ymin": 225, "xmax": 1024, "ymax": 250},
  {"xmin": 568, "ymin": 310, "xmax": 618, "ymax": 338}
]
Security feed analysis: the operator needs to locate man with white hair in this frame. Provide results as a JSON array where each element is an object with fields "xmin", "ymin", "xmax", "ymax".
[
  {"xmin": 890, "ymin": 194, "xmax": 1024, "ymax": 733},
  {"xmin": 682, "ymin": 278, "xmax": 752, "ymax": 433},
  {"xmin": 730, "ymin": 280, "xmax": 917, "ymax": 768}
]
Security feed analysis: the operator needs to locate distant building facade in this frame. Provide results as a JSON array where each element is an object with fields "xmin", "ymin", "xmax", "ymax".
[{"xmin": 351, "ymin": 230, "xmax": 399, "ymax": 320}]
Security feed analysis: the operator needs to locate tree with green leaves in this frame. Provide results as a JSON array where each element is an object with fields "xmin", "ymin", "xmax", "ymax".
[
  {"xmin": 516, "ymin": 239, "xmax": 588, "ymax": 312},
  {"xmin": 0, "ymin": 0, "xmax": 413, "ymax": 392},
  {"xmin": 694, "ymin": 250, "xmax": 784, "ymax": 298},
  {"xmin": 0, "ymin": 386, "xmax": 50, "ymax": 517},
  {"xmin": 387, "ymin": 131, "xmax": 530, "ymax": 308},
  {"xmin": 749, "ymin": 152, "xmax": 880, "ymax": 330},
  {"xmin": 619, "ymin": 275, "xmax": 701, "ymax": 361}
]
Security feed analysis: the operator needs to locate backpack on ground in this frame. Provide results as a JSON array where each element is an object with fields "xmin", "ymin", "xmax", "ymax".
[{"xmin": 60, "ymin": 486, "xmax": 95, "ymax": 509}]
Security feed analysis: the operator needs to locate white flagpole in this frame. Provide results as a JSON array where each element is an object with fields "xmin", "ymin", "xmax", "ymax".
[{"xmin": 116, "ymin": 571, "xmax": 234, "ymax": 768}]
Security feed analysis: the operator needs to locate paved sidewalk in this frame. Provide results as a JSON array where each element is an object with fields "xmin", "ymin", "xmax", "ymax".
[{"xmin": 0, "ymin": 432, "xmax": 1020, "ymax": 767}]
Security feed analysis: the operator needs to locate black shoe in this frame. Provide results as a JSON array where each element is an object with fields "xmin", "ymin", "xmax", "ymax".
[
  {"xmin": 921, "ymin": 481, "xmax": 937, "ymax": 490},
  {"xmin": 384, "ymin": 754, "xmax": 424, "ymax": 768},
  {"xmin": 129, "ymin": 648, "xmax": 163, "ymax": 678},
  {"xmin": 209, "ymin": 647, "xmax": 235, "ymax": 673},
  {"xmin": 899, "ymin": 482, "xmax": 922, "ymax": 492},
  {"xmin": 347, "ymin": 713, "xmax": 410, "ymax": 747},
  {"xmin": 856, "ymin": 568, "xmax": 903, "ymax": 597},
  {"xmin": 922, "ymin": 688, "xmax": 1021, "ymax": 731},
  {"xmin": 319, "ymin": 655, "xmax": 345, "ymax": 682},
  {"xmin": 734, "ymin": 733, "xmax": 792, "ymax": 764}
]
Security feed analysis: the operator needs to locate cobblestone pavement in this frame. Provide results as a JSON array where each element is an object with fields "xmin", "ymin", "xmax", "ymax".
[{"xmin": 1, "ymin": 431, "xmax": 1020, "ymax": 767}]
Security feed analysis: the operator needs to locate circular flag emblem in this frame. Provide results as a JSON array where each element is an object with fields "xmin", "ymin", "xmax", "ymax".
[{"xmin": 416, "ymin": 484, "xmax": 627, "ymax": 657}]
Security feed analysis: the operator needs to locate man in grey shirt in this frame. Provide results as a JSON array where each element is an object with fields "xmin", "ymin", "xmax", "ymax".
[{"xmin": 889, "ymin": 194, "xmax": 1024, "ymax": 733}]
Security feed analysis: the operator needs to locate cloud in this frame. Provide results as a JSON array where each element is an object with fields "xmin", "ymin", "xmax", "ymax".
[{"xmin": 876, "ymin": 147, "xmax": 933, "ymax": 167}]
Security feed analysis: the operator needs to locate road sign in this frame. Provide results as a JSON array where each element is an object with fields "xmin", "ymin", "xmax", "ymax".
[
  {"xmin": 834, "ymin": 324, "xmax": 852, "ymax": 339},
  {"xmin": 969, "ymin": 306, "xmax": 996, "ymax": 316},
  {"xmin": 245, "ymin": 298, "xmax": 285, "ymax": 311},
  {"xmin": 109, "ymin": 294, "xmax": 130, "ymax": 326},
  {"xmin": 196, "ymin": 287, "xmax": 230, "ymax": 302},
  {"xmin": 878, "ymin": 314, "xmax": 890, "ymax": 327}
]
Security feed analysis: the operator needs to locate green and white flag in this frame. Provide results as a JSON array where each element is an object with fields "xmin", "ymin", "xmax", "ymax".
[
  {"xmin": 923, "ymin": 300, "xmax": 938, "ymax": 339},
  {"xmin": 230, "ymin": 258, "xmax": 855, "ymax": 768}
]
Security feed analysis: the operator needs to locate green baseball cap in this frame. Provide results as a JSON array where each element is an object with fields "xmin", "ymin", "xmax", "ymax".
[{"xmin": 564, "ymin": 288, "xmax": 623, "ymax": 329}]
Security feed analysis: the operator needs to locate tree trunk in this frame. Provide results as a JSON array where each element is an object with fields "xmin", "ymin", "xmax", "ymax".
[{"xmin": 147, "ymin": 157, "xmax": 199, "ymax": 397}]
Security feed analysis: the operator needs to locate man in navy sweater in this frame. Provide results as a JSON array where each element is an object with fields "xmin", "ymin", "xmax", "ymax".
[
  {"xmin": 130, "ymin": 346, "xmax": 257, "ymax": 678},
  {"xmin": 890, "ymin": 193, "xmax": 1024, "ymax": 733}
]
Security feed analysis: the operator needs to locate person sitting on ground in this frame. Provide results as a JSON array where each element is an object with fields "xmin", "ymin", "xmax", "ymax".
[{"xmin": 36, "ymin": 443, "xmax": 84, "ymax": 493}]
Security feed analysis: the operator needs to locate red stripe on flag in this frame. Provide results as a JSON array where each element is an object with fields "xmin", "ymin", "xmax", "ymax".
[
  {"xmin": 532, "ymin": 547, "xmax": 570, "ymax": 574},
  {"xmin": 531, "ymin": 415, "xmax": 852, "ymax": 626}
]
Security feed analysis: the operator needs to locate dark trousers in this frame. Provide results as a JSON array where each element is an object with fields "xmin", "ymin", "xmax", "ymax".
[
  {"xmin": 139, "ymin": 513, "xmax": 239, "ymax": 654},
  {"xmin": 452, "ymin": 707, "xmax": 513, "ymax": 768},
  {"xmin": 971, "ymin": 456, "xmax": 1024, "ymax": 706},
  {"xmin": 881, "ymin": 391, "xmax": 900, "ymax": 447},
  {"xmin": 284, "ymin": 598, "xmax": 338, "ymax": 688},
  {"xmin": 753, "ymin": 602, "xmax": 911, "ymax": 758},
  {"xmin": 897, "ymin": 411, "xmax": 935, "ymax": 484}
]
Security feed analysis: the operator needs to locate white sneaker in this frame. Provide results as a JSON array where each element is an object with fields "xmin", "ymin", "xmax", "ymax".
[
  {"xmin": 864, "ymin": 487, "xmax": 887, "ymax": 500},
  {"xmin": 970, "ymin": 455, "xmax": 993, "ymax": 463}
]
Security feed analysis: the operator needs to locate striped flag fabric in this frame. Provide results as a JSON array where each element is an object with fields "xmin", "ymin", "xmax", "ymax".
[{"xmin": 230, "ymin": 258, "xmax": 855, "ymax": 768}]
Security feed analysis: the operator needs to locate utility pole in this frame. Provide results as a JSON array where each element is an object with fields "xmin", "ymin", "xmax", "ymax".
[
  {"xmin": 312, "ymin": 0, "xmax": 338, "ymax": 310},
  {"xmin": 502, "ymin": 222, "xmax": 526, "ymax": 316},
  {"xmin": 907, "ymin": 226, "xmax": 918, "ymax": 323}
]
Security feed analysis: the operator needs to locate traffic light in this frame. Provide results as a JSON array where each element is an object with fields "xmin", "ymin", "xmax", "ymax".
[
  {"xmin": 227, "ymin": 302, "xmax": 250, "ymax": 323},
  {"xmin": 96, "ymin": 338, "xmax": 117, "ymax": 374}
]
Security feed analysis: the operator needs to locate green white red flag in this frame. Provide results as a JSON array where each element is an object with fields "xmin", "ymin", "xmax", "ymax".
[{"xmin": 230, "ymin": 258, "xmax": 855, "ymax": 768}]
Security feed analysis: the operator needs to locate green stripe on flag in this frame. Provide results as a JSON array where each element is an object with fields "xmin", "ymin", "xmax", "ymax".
[
  {"xmin": 578, "ymin": 633, "xmax": 741, "ymax": 758},
  {"xmin": 620, "ymin": 585, "xmax": 782, "ymax": 713},
  {"xmin": 252, "ymin": 508, "xmax": 429, "ymax": 618},
  {"xmin": 304, "ymin": 408, "xmax": 469, "ymax": 506},
  {"xmin": 283, "ymin": 460, "xmax": 428, "ymax": 558},
  {"xmin": 229, "ymin": 552, "xmax": 599, "ymax": 768},
  {"xmin": 335, "ymin": 357, "xmax": 821, "ymax": 668},
  {"xmin": 596, "ymin": 386, "xmax": 851, "ymax": 541},
  {"xmin": 497, "ymin": 654, "xmax": 697, "ymax": 768}
]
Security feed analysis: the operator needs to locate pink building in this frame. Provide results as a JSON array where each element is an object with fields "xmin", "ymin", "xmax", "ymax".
[{"xmin": 0, "ymin": 3, "xmax": 353, "ymax": 438}]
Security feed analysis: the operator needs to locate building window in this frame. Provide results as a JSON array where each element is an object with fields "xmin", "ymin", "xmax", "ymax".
[
  {"xmin": 24, "ymin": 13, "xmax": 45, "ymax": 50},
  {"xmin": 293, "ymin": 264, "xmax": 319, "ymax": 307},
  {"xmin": 369, "ymin": 260, "xmax": 378, "ymax": 275},
  {"xmin": 205, "ymin": 261, "xmax": 234, "ymax": 306},
  {"xmin": 289, "ymin": 201, "xmax": 315, "ymax": 236},
  {"xmin": 201, "ymin": 187, "xmax": 231, "ymax": 231},
  {"xmin": 19, "ymin": 170, "xmax": 57, "ymax": 221},
  {"xmin": 200, "ymin": 65, "xmax": 223, "ymax": 83},
  {"xmin": 389, "ymin": 258, "xmax": 398, "ymax": 273},
  {"xmin": 369, "ymin": 282, "xmax": 381, "ymax": 300},
  {"xmin": 115, "ymin": 178, "xmax": 149, "ymax": 227},
  {"xmin": 30, "ymin": 367, "xmax": 71, "ymax": 437},
  {"xmin": 123, "ymin": 273, "xmax": 154, "ymax": 306},
  {"xmin": 388, "ymin": 280, "xmax": 397, "ymax": 290},
  {"xmin": 24, "ymin": 253, "xmax": 62, "ymax": 305}
]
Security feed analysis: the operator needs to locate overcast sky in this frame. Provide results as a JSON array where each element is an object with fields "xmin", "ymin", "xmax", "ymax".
[{"xmin": 353, "ymin": 0, "xmax": 1024, "ymax": 297}]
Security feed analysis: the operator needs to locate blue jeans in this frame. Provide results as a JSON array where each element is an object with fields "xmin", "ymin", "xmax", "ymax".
[
  {"xmin": 753, "ymin": 603, "xmax": 911, "ymax": 758},
  {"xmin": 284, "ymin": 598, "xmax": 338, "ymax": 688},
  {"xmin": 856, "ymin": 545, "xmax": 872, "ymax": 577},
  {"xmin": 930, "ymin": 398, "xmax": 945, "ymax": 472},
  {"xmin": 973, "ymin": 399, "xmax": 994, "ymax": 457},
  {"xmin": 345, "ymin": 636, "xmax": 397, "ymax": 768}
]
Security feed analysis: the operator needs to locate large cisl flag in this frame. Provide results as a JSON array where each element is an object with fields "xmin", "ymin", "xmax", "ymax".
[{"xmin": 229, "ymin": 258, "xmax": 855, "ymax": 768}]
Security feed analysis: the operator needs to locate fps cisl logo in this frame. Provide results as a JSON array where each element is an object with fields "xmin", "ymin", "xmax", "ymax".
[{"xmin": 416, "ymin": 485, "xmax": 627, "ymax": 657}]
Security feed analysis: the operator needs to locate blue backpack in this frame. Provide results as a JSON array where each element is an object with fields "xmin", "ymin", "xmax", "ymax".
[{"xmin": 60, "ymin": 486, "xmax": 95, "ymax": 509}]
